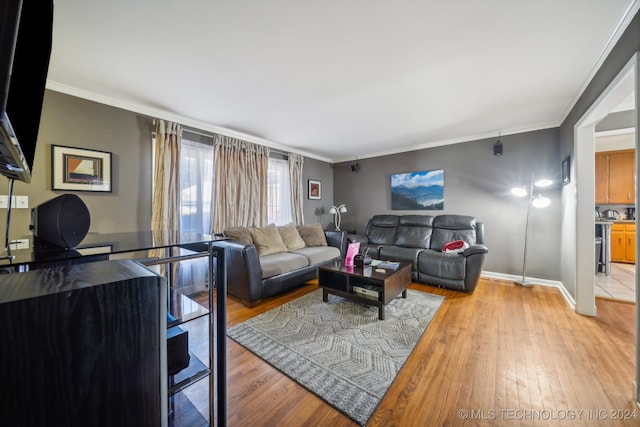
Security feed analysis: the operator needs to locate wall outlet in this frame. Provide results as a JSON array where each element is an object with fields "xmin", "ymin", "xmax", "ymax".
[
  {"xmin": 8, "ymin": 239, "xmax": 29, "ymax": 250},
  {"xmin": 0, "ymin": 195, "xmax": 28, "ymax": 208},
  {"xmin": 16, "ymin": 195, "xmax": 28, "ymax": 209}
]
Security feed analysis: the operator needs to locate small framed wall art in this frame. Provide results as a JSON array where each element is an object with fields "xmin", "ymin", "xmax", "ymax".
[
  {"xmin": 308, "ymin": 179, "xmax": 321, "ymax": 200},
  {"xmin": 52, "ymin": 145, "xmax": 112, "ymax": 192},
  {"xmin": 561, "ymin": 156, "xmax": 570, "ymax": 185}
]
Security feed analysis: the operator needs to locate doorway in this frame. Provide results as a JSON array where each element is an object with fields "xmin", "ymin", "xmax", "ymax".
[
  {"xmin": 574, "ymin": 53, "xmax": 638, "ymax": 404},
  {"xmin": 575, "ymin": 54, "xmax": 637, "ymax": 316},
  {"xmin": 594, "ymin": 127, "xmax": 636, "ymax": 302}
]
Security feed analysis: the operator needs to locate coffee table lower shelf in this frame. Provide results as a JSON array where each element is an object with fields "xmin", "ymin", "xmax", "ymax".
[{"xmin": 318, "ymin": 261, "xmax": 411, "ymax": 320}]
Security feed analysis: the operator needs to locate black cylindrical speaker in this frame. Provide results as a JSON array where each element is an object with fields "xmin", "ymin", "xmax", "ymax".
[
  {"xmin": 30, "ymin": 194, "xmax": 90, "ymax": 248},
  {"xmin": 493, "ymin": 141, "xmax": 503, "ymax": 156}
]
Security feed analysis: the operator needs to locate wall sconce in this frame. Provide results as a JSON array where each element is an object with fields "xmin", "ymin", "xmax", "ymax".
[
  {"xmin": 511, "ymin": 172, "xmax": 552, "ymax": 286},
  {"xmin": 329, "ymin": 204, "xmax": 347, "ymax": 231},
  {"xmin": 314, "ymin": 206, "xmax": 326, "ymax": 223}
]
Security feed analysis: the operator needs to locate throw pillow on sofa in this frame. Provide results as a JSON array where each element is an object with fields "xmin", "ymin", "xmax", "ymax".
[
  {"xmin": 297, "ymin": 223, "xmax": 328, "ymax": 247},
  {"xmin": 442, "ymin": 239, "xmax": 469, "ymax": 253},
  {"xmin": 249, "ymin": 224, "xmax": 289, "ymax": 256},
  {"xmin": 278, "ymin": 223, "xmax": 306, "ymax": 250},
  {"xmin": 223, "ymin": 227, "xmax": 253, "ymax": 245}
]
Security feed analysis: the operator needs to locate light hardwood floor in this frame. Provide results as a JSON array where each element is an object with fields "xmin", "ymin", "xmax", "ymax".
[{"xmin": 209, "ymin": 277, "xmax": 637, "ymax": 426}]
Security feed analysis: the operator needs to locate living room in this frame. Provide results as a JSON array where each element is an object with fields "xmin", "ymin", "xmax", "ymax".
[
  {"xmin": 1, "ymin": 1, "xmax": 640, "ymax": 426},
  {"xmin": 0, "ymin": 2, "xmax": 637, "ymax": 305}
]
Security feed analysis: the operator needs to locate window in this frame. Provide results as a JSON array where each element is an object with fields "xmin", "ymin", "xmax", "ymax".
[
  {"xmin": 267, "ymin": 156, "xmax": 292, "ymax": 225},
  {"xmin": 161, "ymin": 133, "xmax": 292, "ymax": 231},
  {"xmin": 180, "ymin": 135, "xmax": 214, "ymax": 233},
  {"xmin": 177, "ymin": 134, "xmax": 214, "ymax": 294}
]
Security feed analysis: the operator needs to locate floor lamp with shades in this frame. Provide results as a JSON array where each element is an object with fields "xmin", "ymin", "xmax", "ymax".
[
  {"xmin": 511, "ymin": 172, "xmax": 553, "ymax": 286},
  {"xmin": 329, "ymin": 204, "xmax": 347, "ymax": 231}
]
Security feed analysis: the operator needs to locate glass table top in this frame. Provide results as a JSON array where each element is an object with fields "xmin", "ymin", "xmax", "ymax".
[{"xmin": 0, "ymin": 230, "xmax": 223, "ymax": 269}]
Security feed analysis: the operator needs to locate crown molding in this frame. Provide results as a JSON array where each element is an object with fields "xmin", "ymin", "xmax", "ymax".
[{"xmin": 331, "ymin": 121, "xmax": 561, "ymax": 163}]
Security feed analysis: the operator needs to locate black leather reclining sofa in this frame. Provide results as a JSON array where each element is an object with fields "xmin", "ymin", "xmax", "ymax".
[{"xmin": 348, "ymin": 214, "xmax": 488, "ymax": 292}]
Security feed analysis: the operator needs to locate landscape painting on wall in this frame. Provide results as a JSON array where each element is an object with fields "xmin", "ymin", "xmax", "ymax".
[{"xmin": 391, "ymin": 170, "xmax": 444, "ymax": 210}]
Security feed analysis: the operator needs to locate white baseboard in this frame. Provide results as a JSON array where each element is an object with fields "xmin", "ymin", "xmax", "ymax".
[{"xmin": 481, "ymin": 271, "xmax": 576, "ymax": 311}]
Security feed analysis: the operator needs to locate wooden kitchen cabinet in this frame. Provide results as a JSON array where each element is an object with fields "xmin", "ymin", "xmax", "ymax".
[
  {"xmin": 611, "ymin": 222, "xmax": 635, "ymax": 263},
  {"xmin": 595, "ymin": 152, "xmax": 609, "ymax": 204},
  {"xmin": 595, "ymin": 149, "xmax": 635, "ymax": 204},
  {"xmin": 626, "ymin": 226, "xmax": 636, "ymax": 262},
  {"xmin": 609, "ymin": 150, "xmax": 635, "ymax": 203},
  {"xmin": 611, "ymin": 224, "xmax": 624, "ymax": 261}
]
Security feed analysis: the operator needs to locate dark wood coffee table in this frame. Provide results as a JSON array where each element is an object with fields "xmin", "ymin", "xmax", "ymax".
[{"xmin": 318, "ymin": 261, "xmax": 412, "ymax": 320}]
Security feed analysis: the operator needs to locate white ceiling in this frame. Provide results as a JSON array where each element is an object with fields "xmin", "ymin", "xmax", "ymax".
[{"xmin": 46, "ymin": 0, "xmax": 639, "ymax": 163}]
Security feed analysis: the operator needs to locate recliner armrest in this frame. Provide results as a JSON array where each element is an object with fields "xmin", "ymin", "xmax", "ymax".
[
  {"xmin": 214, "ymin": 240, "xmax": 263, "ymax": 304},
  {"xmin": 325, "ymin": 230, "xmax": 347, "ymax": 258},
  {"xmin": 348, "ymin": 233, "xmax": 368, "ymax": 245},
  {"xmin": 463, "ymin": 244, "xmax": 489, "ymax": 257}
]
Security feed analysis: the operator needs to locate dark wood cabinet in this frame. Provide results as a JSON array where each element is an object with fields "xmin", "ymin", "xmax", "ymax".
[
  {"xmin": 0, "ymin": 231, "xmax": 228, "ymax": 427},
  {"xmin": 0, "ymin": 260, "xmax": 165, "ymax": 427}
]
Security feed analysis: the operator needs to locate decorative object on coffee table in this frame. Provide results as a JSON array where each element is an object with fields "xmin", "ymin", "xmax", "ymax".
[{"xmin": 345, "ymin": 242, "xmax": 360, "ymax": 266}]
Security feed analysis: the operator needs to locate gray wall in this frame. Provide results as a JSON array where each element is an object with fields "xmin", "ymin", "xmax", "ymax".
[
  {"xmin": 333, "ymin": 128, "xmax": 561, "ymax": 280},
  {"xmin": 0, "ymin": 90, "xmax": 154, "ymax": 241},
  {"xmin": 596, "ymin": 110, "xmax": 636, "ymax": 132},
  {"xmin": 302, "ymin": 157, "xmax": 334, "ymax": 227}
]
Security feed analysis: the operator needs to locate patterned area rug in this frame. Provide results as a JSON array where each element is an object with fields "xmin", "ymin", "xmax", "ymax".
[{"xmin": 227, "ymin": 288, "xmax": 444, "ymax": 425}]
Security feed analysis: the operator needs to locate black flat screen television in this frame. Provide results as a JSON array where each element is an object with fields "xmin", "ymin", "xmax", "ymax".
[{"xmin": 0, "ymin": 0, "xmax": 54, "ymax": 183}]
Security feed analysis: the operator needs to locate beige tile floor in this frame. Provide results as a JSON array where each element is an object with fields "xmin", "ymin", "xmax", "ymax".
[{"xmin": 595, "ymin": 262, "xmax": 636, "ymax": 302}]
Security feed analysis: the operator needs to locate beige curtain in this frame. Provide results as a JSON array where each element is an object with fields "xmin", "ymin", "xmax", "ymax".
[
  {"xmin": 213, "ymin": 135, "xmax": 270, "ymax": 232},
  {"xmin": 152, "ymin": 120, "xmax": 182, "ymax": 232},
  {"xmin": 150, "ymin": 120, "xmax": 182, "ymax": 281},
  {"xmin": 288, "ymin": 153, "xmax": 304, "ymax": 225}
]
